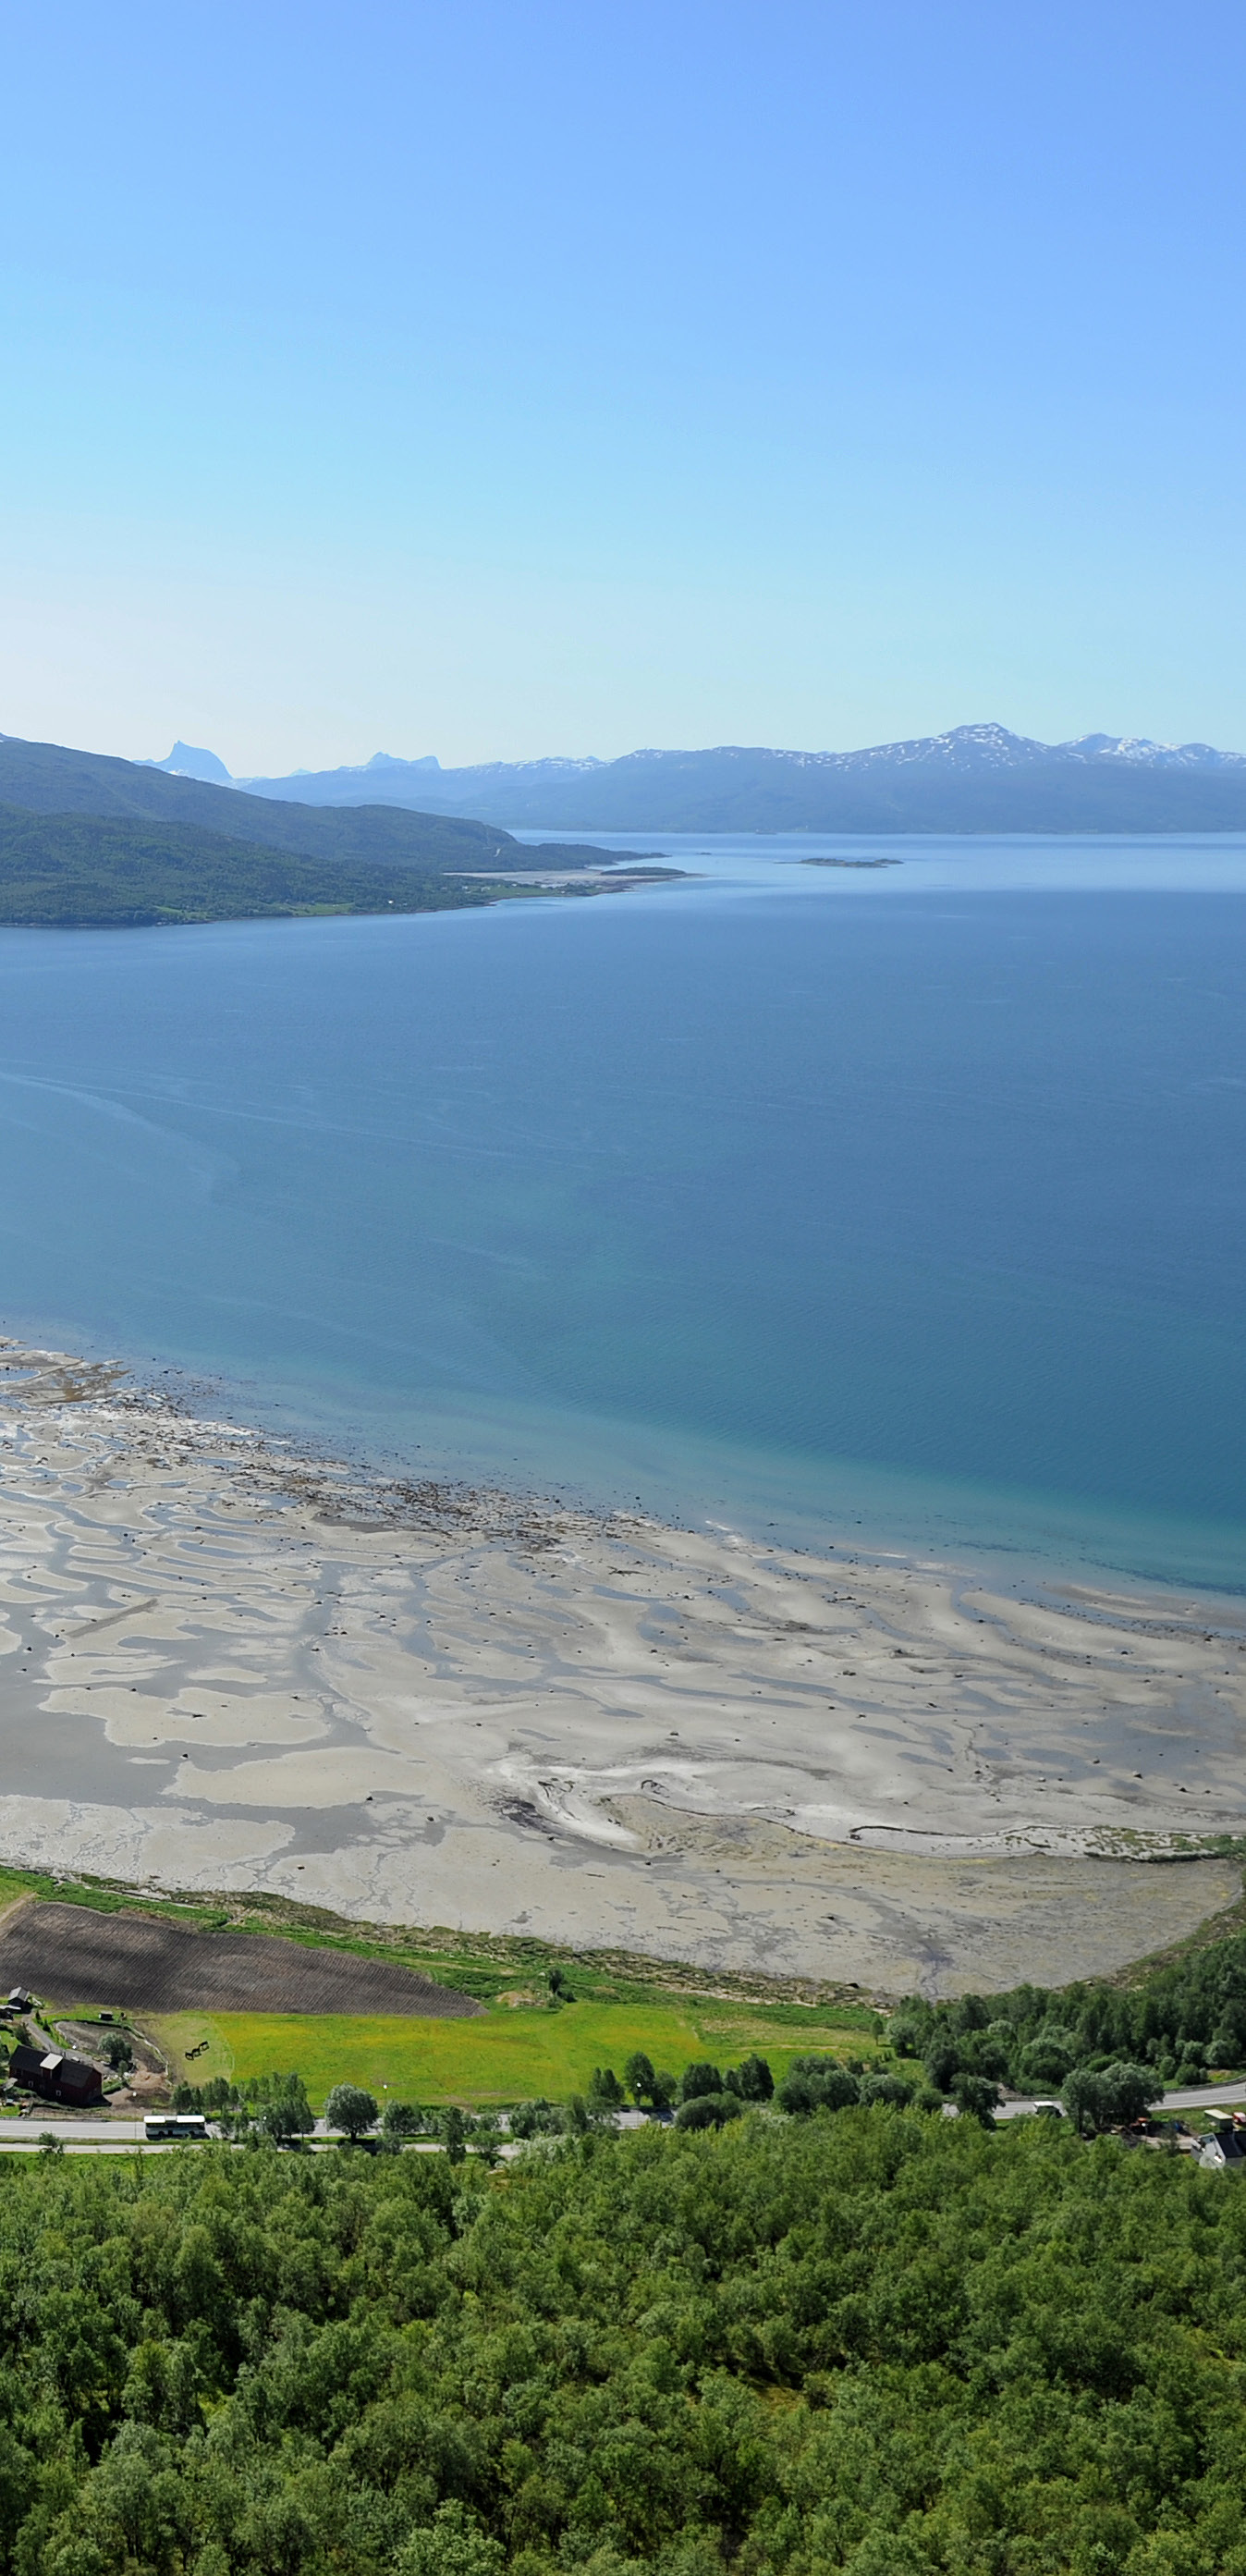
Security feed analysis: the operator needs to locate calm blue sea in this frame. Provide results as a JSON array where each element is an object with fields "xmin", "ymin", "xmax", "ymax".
[{"xmin": 0, "ymin": 831, "xmax": 1243, "ymax": 1590}]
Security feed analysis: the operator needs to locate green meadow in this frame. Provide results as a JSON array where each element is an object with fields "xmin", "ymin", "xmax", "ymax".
[
  {"xmin": 1, "ymin": 1858, "xmax": 884, "ymax": 2108},
  {"xmin": 146, "ymin": 1993, "xmax": 884, "ymax": 2107}
]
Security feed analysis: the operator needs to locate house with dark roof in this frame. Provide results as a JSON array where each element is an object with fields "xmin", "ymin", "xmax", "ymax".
[{"xmin": 9, "ymin": 2044, "xmax": 104, "ymax": 2107}]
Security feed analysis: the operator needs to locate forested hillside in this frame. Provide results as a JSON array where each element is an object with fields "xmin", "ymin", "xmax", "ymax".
[
  {"xmin": 0, "ymin": 808, "xmax": 508, "ymax": 926},
  {"xmin": 894, "ymin": 1920, "xmax": 1246, "ymax": 2095},
  {"xmin": 4, "ymin": 2110, "xmax": 1246, "ymax": 2576},
  {"xmin": 0, "ymin": 738, "xmax": 618, "ymax": 875}
]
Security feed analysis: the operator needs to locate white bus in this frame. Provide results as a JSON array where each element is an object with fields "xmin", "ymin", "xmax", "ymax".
[{"xmin": 143, "ymin": 2113, "xmax": 209, "ymax": 2141}]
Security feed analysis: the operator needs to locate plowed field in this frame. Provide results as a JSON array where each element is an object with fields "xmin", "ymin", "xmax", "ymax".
[{"xmin": 0, "ymin": 1901, "xmax": 483, "ymax": 2018}]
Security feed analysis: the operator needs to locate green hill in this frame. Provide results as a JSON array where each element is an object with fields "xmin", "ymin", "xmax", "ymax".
[
  {"xmin": 0, "ymin": 806, "xmax": 507, "ymax": 926},
  {"xmin": 0, "ymin": 735, "xmax": 617, "ymax": 873}
]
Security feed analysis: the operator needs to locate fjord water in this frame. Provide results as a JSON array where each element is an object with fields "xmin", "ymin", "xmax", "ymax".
[{"xmin": 0, "ymin": 833, "xmax": 1243, "ymax": 1589}]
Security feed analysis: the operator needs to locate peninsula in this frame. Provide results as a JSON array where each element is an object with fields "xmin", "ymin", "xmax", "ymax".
[{"xmin": 0, "ymin": 735, "xmax": 666, "ymax": 926}]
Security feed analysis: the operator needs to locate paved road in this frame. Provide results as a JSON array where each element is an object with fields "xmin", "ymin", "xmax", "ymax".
[
  {"xmin": 0, "ymin": 2115, "xmax": 153, "ymax": 2153},
  {"xmin": 0, "ymin": 2115, "xmax": 458, "ymax": 2154},
  {"xmin": 1151, "ymin": 2077, "xmax": 1246, "ymax": 2112},
  {"xmin": 0, "ymin": 2114, "xmax": 315, "ymax": 2153},
  {"xmin": 997, "ymin": 2078, "xmax": 1246, "ymax": 2122},
  {"xmin": 6, "ymin": 2079, "xmax": 1246, "ymax": 2153}
]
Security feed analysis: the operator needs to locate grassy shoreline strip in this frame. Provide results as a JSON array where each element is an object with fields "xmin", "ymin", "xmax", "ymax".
[
  {"xmin": 4, "ymin": 1847, "xmax": 1246, "ymax": 2016},
  {"xmin": 0, "ymin": 1862, "xmax": 886, "ymax": 2012}
]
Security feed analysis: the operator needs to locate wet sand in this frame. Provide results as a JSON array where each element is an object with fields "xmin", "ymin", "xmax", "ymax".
[{"xmin": 0, "ymin": 1340, "xmax": 1240, "ymax": 1994}]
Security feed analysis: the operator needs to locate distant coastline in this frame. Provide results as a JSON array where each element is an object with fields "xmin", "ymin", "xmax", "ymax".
[
  {"xmin": 0, "ymin": 811, "xmax": 683, "ymax": 928},
  {"xmin": 0, "ymin": 732, "xmax": 672, "ymax": 927}
]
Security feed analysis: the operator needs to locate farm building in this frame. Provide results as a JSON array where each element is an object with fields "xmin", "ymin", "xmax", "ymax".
[{"xmin": 9, "ymin": 2044, "xmax": 104, "ymax": 2107}]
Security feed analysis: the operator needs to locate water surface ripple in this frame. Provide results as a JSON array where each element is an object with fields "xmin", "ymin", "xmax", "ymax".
[{"xmin": 0, "ymin": 831, "xmax": 1242, "ymax": 1589}]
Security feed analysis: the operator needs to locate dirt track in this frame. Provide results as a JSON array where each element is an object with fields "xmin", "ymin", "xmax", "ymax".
[{"xmin": 0, "ymin": 1902, "xmax": 483, "ymax": 2018}]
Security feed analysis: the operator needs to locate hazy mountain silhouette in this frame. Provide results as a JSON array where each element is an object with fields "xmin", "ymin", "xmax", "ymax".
[{"xmin": 235, "ymin": 723, "xmax": 1246, "ymax": 832}]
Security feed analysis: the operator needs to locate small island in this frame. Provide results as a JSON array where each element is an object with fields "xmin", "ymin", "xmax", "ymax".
[{"xmin": 800, "ymin": 853, "xmax": 902, "ymax": 869}]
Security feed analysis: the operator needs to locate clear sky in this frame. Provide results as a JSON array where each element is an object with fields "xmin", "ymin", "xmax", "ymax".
[{"xmin": 0, "ymin": 0, "xmax": 1243, "ymax": 773}]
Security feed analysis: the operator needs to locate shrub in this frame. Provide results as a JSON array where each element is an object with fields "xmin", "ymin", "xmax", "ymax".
[
  {"xmin": 679, "ymin": 2062, "xmax": 726, "ymax": 2103},
  {"xmin": 438, "ymin": 2106, "xmax": 469, "ymax": 2163},
  {"xmin": 922, "ymin": 2034, "xmax": 962, "ymax": 2093},
  {"xmin": 1209, "ymin": 2026, "xmax": 1245, "ymax": 2068},
  {"xmin": 1018, "ymin": 2030, "xmax": 1078, "ymax": 2089},
  {"xmin": 951, "ymin": 2073, "xmax": 999, "ymax": 2128},
  {"xmin": 397, "ymin": 2502, "xmax": 505, "ymax": 2576},
  {"xmin": 381, "ymin": 2100, "xmax": 422, "ymax": 2140},
  {"xmin": 859, "ymin": 2070, "xmax": 916, "ymax": 2109},
  {"xmin": 509, "ymin": 2099, "xmax": 565, "ymax": 2140},
  {"xmin": 674, "ymin": 2092, "xmax": 742, "ymax": 2130},
  {"xmin": 889, "ymin": 2016, "xmax": 925, "ymax": 2057},
  {"xmin": 724, "ymin": 2053, "xmax": 774, "ymax": 2103},
  {"xmin": 776, "ymin": 2058, "xmax": 861, "ymax": 2116}
]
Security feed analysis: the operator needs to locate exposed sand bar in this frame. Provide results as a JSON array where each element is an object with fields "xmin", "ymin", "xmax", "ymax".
[{"xmin": 0, "ymin": 1339, "xmax": 1241, "ymax": 1995}]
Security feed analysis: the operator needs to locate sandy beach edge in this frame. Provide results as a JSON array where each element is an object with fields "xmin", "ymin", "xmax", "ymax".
[{"xmin": 0, "ymin": 1334, "xmax": 1241, "ymax": 1995}]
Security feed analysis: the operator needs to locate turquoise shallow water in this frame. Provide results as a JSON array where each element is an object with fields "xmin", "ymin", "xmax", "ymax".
[{"xmin": 0, "ymin": 832, "xmax": 1243, "ymax": 1589}]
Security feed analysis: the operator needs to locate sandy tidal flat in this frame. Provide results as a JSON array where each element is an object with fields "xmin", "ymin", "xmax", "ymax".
[{"xmin": 0, "ymin": 1342, "xmax": 1241, "ymax": 1993}]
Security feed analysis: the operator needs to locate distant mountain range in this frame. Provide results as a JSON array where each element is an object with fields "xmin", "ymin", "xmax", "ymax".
[
  {"xmin": 215, "ymin": 724, "xmax": 1246, "ymax": 833},
  {"xmin": 6, "ymin": 728, "xmax": 1246, "ymax": 904}
]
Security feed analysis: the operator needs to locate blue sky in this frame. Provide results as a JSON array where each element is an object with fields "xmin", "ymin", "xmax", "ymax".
[{"xmin": 0, "ymin": 0, "xmax": 1242, "ymax": 770}]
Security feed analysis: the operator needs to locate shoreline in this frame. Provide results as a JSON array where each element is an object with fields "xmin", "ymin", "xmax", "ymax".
[{"xmin": 0, "ymin": 1335, "xmax": 1241, "ymax": 1995}]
